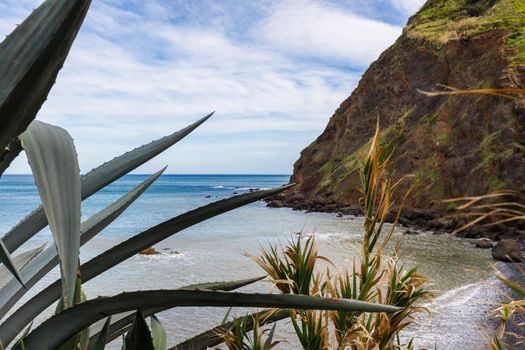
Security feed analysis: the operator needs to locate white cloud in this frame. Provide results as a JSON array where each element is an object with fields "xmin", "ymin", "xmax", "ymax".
[
  {"xmin": 255, "ymin": 0, "xmax": 402, "ymax": 66},
  {"xmin": 1, "ymin": 0, "xmax": 409, "ymax": 174}
]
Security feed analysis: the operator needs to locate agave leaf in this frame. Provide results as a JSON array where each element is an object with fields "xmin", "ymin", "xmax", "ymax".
[
  {"xmin": 15, "ymin": 289, "xmax": 399, "ymax": 350},
  {"xmin": 13, "ymin": 321, "xmax": 32, "ymax": 350},
  {"xmin": 2, "ymin": 113, "xmax": 212, "ymax": 254},
  {"xmin": 0, "ymin": 244, "xmax": 45, "ymax": 288},
  {"xmin": 92, "ymin": 317, "xmax": 111, "ymax": 350},
  {"xmin": 0, "ymin": 186, "xmax": 292, "ymax": 347},
  {"xmin": 0, "ymin": 139, "xmax": 22, "ymax": 177},
  {"xmin": 0, "ymin": 0, "xmax": 91, "ymax": 168},
  {"xmin": 79, "ymin": 167, "xmax": 167, "ymax": 246},
  {"xmin": 171, "ymin": 309, "xmax": 289, "ymax": 350},
  {"xmin": 0, "ymin": 169, "xmax": 165, "ymax": 318},
  {"xmin": 124, "ymin": 311, "xmax": 154, "ymax": 350},
  {"xmin": 57, "ymin": 277, "xmax": 90, "ymax": 350},
  {"xmin": 0, "ymin": 239, "xmax": 24, "ymax": 286},
  {"xmin": 88, "ymin": 276, "xmax": 265, "ymax": 347},
  {"xmin": 151, "ymin": 315, "xmax": 166, "ymax": 350},
  {"xmin": 178, "ymin": 276, "xmax": 265, "ymax": 291},
  {"xmin": 20, "ymin": 120, "xmax": 81, "ymax": 307}
]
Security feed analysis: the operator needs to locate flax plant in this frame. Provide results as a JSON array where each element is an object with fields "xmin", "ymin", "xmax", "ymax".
[
  {"xmin": 220, "ymin": 314, "xmax": 279, "ymax": 350},
  {"xmin": 251, "ymin": 236, "xmax": 333, "ymax": 349},
  {"xmin": 250, "ymin": 122, "xmax": 430, "ymax": 350}
]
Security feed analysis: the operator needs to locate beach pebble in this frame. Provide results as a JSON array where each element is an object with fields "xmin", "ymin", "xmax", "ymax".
[
  {"xmin": 475, "ymin": 239, "xmax": 493, "ymax": 249},
  {"xmin": 492, "ymin": 240, "xmax": 523, "ymax": 262}
]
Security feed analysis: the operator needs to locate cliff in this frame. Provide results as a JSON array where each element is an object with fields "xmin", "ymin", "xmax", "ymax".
[{"xmin": 277, "ymin": 0, "xmax": 525, "ymax": 236}]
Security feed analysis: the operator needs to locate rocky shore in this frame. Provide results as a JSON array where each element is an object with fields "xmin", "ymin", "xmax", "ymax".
[{"xmin": 266, "ymin": 194, "xmax": 525, "ymax": 262}]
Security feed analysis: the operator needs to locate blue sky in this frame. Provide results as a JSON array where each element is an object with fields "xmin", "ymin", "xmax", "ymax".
[{"xmin": 1, "ymin": 0, "xmax": 425, "ymax": 174}]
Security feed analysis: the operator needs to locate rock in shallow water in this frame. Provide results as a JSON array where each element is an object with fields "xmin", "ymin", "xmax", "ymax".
[
  {"xmin": 139, "ymin": 247, "xmax": 159, "ymax": 255},
  {"xmin": 491, "ymin": 240, "xmax": 523, "ymax": 262},
  {"xmin": 475, "ymin": 239, "xmax": 493, "ymax": 249},
  {"xmin": 267, "ymin": 200, "xmax": 284, "ymax": 208}
]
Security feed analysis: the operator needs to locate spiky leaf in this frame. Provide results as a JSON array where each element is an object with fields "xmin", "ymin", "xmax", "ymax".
[
  {"xmin": 0, "ymin": 239, "xmax": 24, "ymax": 286},
  {"xmin": 92, "ymin": 317, "xmax": 111, "ymax": 350},
  {"xmin": 2, "ymin": 114, "xmax": 211, "ymax": 254},
  {"xmin": 14, "ymin": 289, "xmax": 400, "ymax": 350},
  {"xmin": 0, "ymin": 244, "xmax": 45, "ymax": 288},
  {"xmin": 150, "ymin": 315, "xmax": 166, "ymax": 350},
  {"xmin": 20, "ymin": 120, "xmax": 81, "ymax": 307},
  {"xmin": 88, "ymin": 276, "xmax": 265, "ymax": 348},
  {"xmin": 171, "ymin": 309, "xmax": 289, "ymax": 350},
  {"xmin": 0, "ymin": 169, "xmax": 165, "ymax": 318},
  {"xmin": 0, "ymin": 186, "xmax": 292, "ymax": 347},
  {"xmin": 124, "ymin": 311, "xmax": 154, "ymax": 350},
  {"xmin": 0, "ymin": 0, "xmax": 91, "ymax": 168}
]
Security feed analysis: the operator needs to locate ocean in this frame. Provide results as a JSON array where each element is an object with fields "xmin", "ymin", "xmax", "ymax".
[{"xmin": 0, "ymin": 174, "xmax": 501, "ymax": 349}]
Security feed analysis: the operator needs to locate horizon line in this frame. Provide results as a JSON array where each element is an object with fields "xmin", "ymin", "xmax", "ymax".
[{"xmin": 2, "ymin": 173, "xmax": 292, "ymax": 176}]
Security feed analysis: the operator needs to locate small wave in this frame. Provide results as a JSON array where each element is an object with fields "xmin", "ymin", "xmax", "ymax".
[
  {"xmin": 426, "ymin": 282, "xmax": 483, "ymax": 309},
  {"xmin": 137, "ymin": 251, "xmax": 187, "ymax": 260},
  {"xmin": 237, "ymin": 187, "xmax": 272, "ymax": 191}
]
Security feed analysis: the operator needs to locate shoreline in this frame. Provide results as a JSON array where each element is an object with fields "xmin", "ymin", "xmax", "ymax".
[
  {"xmin": 265, "ymin": 200, "xmax": 525, "ymax": 348},
  {"xmin": 266, "ymin": 197, "xmax": 525, "ymax": 243}
]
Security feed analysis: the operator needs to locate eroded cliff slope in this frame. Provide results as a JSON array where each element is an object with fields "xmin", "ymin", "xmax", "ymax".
[{"xmin": 279, "ymin": 0, "xmax": 525, "ymax": 232}]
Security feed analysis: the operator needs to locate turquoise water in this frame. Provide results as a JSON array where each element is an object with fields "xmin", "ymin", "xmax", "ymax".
[{"xmin": 0, "ymin": 175, "xmax": 498, "ymax": 349}]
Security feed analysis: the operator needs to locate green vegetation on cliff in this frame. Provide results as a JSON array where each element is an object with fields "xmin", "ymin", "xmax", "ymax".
[
  {"xmin": 287, "ymin": 0, "xmax": 525, "ymax": 215},
  {"xmin": 406, "ymin": 0, "xmax": 525, "ymax": 65}
]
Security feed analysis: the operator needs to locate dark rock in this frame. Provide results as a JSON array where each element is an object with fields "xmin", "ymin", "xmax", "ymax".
[
  {"xmin": 404, "ymin": 230, "xmax": 420, "ymax": 235},
  {"xmin": 268, "ymin": 200, "xmax": 284, "ymax": 208},
  {"xmin": 289, "ymin": 193, "xmax": 305, "ymax": 202},
  {"xmin": 336, "ymin": 212, "xmax": 343, "ymax": 217},
  {"xmin": 205, "ymin": 195, "xmax": 211, "ymax": 198},
  {"xmin": 492, "ymin": 240, "xmax": 523, "ymax": 262},
  {"xmin": 139, "ymin": 247, "xmax": 159, "ymax": 255},
  {"xmin": 475, "ymin": 238, "xmax": 494, "ymax": 249}
]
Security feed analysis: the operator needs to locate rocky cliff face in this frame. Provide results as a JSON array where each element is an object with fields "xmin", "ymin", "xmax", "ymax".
[{"xmin": 278, "ymin": 0, "xmax": 525, "ymax": 234}]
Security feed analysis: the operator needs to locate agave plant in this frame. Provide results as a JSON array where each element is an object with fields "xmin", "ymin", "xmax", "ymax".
[{"xmin": 0, "ymin": 1, "xmax": 400, "ymax": 349}]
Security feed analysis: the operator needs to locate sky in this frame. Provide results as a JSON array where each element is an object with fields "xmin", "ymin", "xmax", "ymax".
[{"xmin": 0, "ymin": 0, "xmax": 425, "ymax": 175}]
